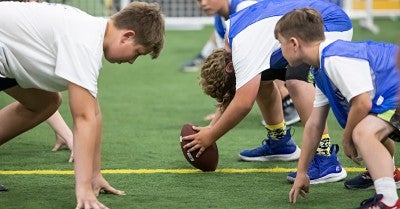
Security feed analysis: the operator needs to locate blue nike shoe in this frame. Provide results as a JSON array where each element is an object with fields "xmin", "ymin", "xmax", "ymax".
[
  {"xmin": 239, "ymin": 128, "xmax": 300, "ymax": 161},
  {"xmin": 287, "ymin": 144, "xmax": 347, "ymax": 184}
]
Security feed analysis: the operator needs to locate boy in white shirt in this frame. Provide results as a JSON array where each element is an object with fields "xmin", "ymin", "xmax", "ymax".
[{"xmin": 0, "ymin": 1, "xmax": 164, "ymax": 208}]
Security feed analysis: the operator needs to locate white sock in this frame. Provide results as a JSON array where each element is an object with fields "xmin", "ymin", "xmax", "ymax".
[
  {"xmin": 200, "ymin": 40, "xmax": 216, "ymax": 58},
  {"xmin": 375, "ymin": 177, "xmax": 398, "ymax": 206}
]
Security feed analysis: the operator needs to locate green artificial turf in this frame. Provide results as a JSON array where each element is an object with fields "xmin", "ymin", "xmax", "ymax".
[{"xmin": 0, "ymin": 18, "xmax": 399, "ymax": 209}]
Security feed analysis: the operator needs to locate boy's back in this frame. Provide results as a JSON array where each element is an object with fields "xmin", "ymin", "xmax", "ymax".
[{"xmin": 0, "ymin": 1, "xmax": 107, "ymax": 96}]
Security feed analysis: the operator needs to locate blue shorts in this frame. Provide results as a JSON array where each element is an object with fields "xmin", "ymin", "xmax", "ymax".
[{"xmin": 0, "ymin": 77, "xmax": 17, "ymax": 91}]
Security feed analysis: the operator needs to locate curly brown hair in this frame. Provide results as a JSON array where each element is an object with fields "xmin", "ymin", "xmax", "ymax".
[{"xmin": 199, "ymin": 48, "xmax": 236, "ymax": 112}]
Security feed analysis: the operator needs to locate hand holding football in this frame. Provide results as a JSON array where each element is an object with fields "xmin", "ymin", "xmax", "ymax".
[{"xmin": 179, "ymin": 123, "xmax": 218, "ymax": 172}]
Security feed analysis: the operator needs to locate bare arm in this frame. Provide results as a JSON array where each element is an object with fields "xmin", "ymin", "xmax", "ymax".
[
  {"xmin": 184, "ymin": 75, "xmax": 260, "ymax": 156},
  {"xmin": 342, "ymin": 93, "xmax": 372, "ymax": 164},
  {"xmin": 68, "ymin": 82, "xmax": 106, "ymax": 208},
  {"xmin": 208, "ymin": 107, "xmax": 222, "ymax": 126},
  {"xmin": 289, "ymin": 105, "xmax": 330, "ymax": 203}
]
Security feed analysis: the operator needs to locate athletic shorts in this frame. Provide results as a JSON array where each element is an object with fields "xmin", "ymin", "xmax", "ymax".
[
  {"xmin": 377, "ymin": 107, "xmax": 400, "ymax": 142},
  {"xmin": 260, "ymin": 63, "xmax": 311, "ymax": 82},
  {"xmin": 0, "ymin": 77, "xmax": 17, "ymax": 91}
]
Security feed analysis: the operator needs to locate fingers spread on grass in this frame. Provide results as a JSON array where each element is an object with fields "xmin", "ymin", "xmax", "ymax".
[
  {"xmin": 289, "ymin": 186, "xmax": 308, "ymax": 204},
  {"xmin": 288, "ymin": 188, "xmax": 298, "ymax": 203},
  {"xmin": 351, "ymin": 156, "xmax": 363, "ymax": 165},
  {"xmin": 51, "ymin": 141, "xmax": 63, "ymax": 152},
  {"xmin": 299, "ymin": 188, "xmax": 308, "ymax": 199},
  {"xmin": 76, "ymin": 201, "xmax": 109, "ymax": 209},
  {"xmin": 102, "ymin": 187, "xmax": 126, "ymax": 196}
]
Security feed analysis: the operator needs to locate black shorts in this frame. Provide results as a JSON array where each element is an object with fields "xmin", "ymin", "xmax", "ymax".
[
  {"xmin": 260, "ymin": 63, "xmax": 311, "ymax": 82},
  {"xmin": 0, "ymin": 77, "xmax": 17, "ymax": 91},
  {"xmin": 378, "ymin": 107, "xmax": 400, "ymax": 142}
]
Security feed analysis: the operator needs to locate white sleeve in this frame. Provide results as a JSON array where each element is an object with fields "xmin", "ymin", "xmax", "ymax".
[
  {"xmin": 314, "ymin": 86, "xmax": 329, "ymax": 107},
  {"xmin": 54, "ymin": 33, "xmax": 103, "ymax": 97},
  {"xmin": 324, "ymin": 56, "xmax": 374, "ymax": 102},
  {"xmin": 232, "ymin": 17, "xmax": 281, "ymax": 89},
  {"xmin": 235, "ymin": 1, "xmax": 258, "ymax": 12}
]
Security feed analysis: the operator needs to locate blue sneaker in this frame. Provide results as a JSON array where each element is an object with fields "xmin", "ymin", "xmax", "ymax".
[
  {"xmin": 238, "ymin": 128, "xmax": 301, "ymax": 161},
  {"xmin": 287, "ymin": 144, "xmax": 347, "ymax": 184}
]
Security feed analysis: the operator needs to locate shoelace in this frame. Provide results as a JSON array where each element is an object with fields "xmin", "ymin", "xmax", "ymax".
[
  {"xmin": 258, "ymin": 139, "xmax": 272, "ymax": 151},
  {"xmin": 282, "ymin": 97, "xmax": 293, "ymax": 108},
  {"xmin": 361, "ymin": 171, "xmax": 372, "ymax": 180},
  {"xmin": 309, "ymin": 154, "xmax": 323, "ymax": 171},
  {"xmin": 358, "ymin": 194, "xmax": 383, "ymax": 209}
]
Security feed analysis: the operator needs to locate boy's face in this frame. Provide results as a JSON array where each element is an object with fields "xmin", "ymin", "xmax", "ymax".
[
  {"xmin": 277, "ymin": 34, "xmax": 302, "ymax": 67},
  {"xmin": 197, "ymin": 0, "xmax": 224, "ymax": 15},
  {"xmin": 104, "ymin": 31, "xmax": 150, "ymax": 64}
]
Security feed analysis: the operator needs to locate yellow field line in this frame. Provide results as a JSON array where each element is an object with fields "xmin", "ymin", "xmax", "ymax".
[{"xmin": 0, "ymin": 167, "xmax": 366, "ymax": 175}]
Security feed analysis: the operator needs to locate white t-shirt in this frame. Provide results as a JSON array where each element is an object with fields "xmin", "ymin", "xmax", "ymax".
[
  {"xmin": 225, "ymin": 18, "xmax": 353, "ymax": 90},
  {"xmin": 314, "ymin": 39, "xmax": 375, "ymax": 107},
  {"xmin": 0, "ymin": 2, "xmax": 107, "ymax": 97},
  {"xmin": 226, "ymin": 16, "xmax": 282, "ymax": 89}
]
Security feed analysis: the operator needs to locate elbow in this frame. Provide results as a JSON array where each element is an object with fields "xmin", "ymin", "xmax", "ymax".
[{"xmin": 237, "ymin": 100, "xmax": 254, "ymax": 115}]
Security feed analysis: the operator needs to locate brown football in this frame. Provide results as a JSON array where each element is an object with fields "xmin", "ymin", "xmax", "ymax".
[{"xmin": 179, "ymin": 123, "xmax": 218, "ymax": 172}]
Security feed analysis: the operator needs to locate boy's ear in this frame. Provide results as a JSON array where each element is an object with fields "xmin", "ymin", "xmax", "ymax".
[
  {"xmin": 289, "ymin": 37, "xmax": 299, "ymax": 51},
  {"xmin": 225, "ymin": 62, "xmax": 234, "ymax": 73},
  {"xmin": 122, "ymin": 30, "xmax": 136, "ymax": 43}
]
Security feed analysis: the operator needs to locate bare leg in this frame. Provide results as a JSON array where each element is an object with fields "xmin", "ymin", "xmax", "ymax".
[
  {"xmin": 0, "ymin": 86, "xmax": 60, "ymax": 145},
  {"xmin": 47, "ymin": 110, "xmax": 73, "ymax": 150},
  {"xmin": 256, "ymin": 80, "xmax": 284, "ymax": 125},
  {"xmin": 353, "ymin": 117, "xmax": 394, "ymax": 182},
  {"xmin": 274, "ymin": 80, "xmax": 289, "ymax": 99},
  {"xmin": 47, "ymin": 109, "xmax": 74, "ymax": 162},
  {"xmin": 383, "ymin": 138, "xmax": 395, "ymax": 157},
  {"xmin": 286, "ymin": 79, "xmax": 329, "ymax": 134}
]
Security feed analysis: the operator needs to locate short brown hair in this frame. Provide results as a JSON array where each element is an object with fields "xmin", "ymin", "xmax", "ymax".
[
  {"xmin": 274, "ymin": 8, "xmax": 325, "ymax": 42},
  {"xmin": 111, "ymin": 2, "xmax": 165, "ymax": 59},
  {"xmin": 200, "ymin": 48, "xmax": 236, "ymax": 111}
]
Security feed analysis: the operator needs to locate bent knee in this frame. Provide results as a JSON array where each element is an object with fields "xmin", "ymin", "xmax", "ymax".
[
  {"xmin": 41, "ymin": 92, "xmax": 61, "ymax": 114},
  {"xmin": 352, "ymin": 126, "xmax": 375, "ymax": 146}
]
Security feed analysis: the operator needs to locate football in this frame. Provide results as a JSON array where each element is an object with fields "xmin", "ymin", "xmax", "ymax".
[{"xmin": 179, "ymin": 123, "xmax": 218, "ymax": 172}]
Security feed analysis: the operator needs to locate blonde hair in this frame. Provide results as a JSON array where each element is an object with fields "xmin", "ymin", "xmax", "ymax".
[
  {"xmin": 274, "ymin": 8, "xmax": 325, "ymax": 42},
  {"xmin": 200, "ymin": 48, "xmax": 236, "ymax": 112},
  {"xmin": 111, "ymin": 2, "xmax": 165, "ymax": 59}
]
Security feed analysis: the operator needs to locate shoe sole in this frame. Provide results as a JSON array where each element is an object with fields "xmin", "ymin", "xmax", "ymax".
[
  {"xmin": 285, "ymin": 116, "xmax": 301, "ymax": 126},
  {"xmin": 344, "ymin": 181, "xmax": 400, "ymax": 190},
  {"xmin": 287, "ymin": 169, "xmax": 347, "ymax": 184},
  {"xmin": 238, "ymin": 146, "xmax": 301, "ymax": 162}
]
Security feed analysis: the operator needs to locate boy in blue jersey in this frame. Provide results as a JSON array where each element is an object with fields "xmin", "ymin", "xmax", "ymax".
[
  {"xmin": 182, "ymin": 0, "xmax": 352, "ymax": 184},
  {"xmin": 181, "ymin": 0, "xmax": 257, "ymax": 72},
  {"xmin": 275, "ymin": 8, "xmax": 400, "ymax": 208},
  {"xmin": 188, "ymin": 0, "xmax": 301, "ymax": 126}
]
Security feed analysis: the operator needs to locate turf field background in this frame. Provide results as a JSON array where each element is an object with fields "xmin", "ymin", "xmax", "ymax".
[{"xmin": 0, "ymin": 19, "xmax": 399, "ymax": 209}]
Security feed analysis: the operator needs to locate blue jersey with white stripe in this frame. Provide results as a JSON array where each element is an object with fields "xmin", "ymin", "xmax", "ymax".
[
  {"xmin": 313, "ymin": 40, "xmax": 400, "ymax": 128},
  {"xmin": 214, "ymin": 0, "xmax": 261, "ymax": 39},
  {"xmin": 228, "ymin": 0, "xmax": 352, "ymax": 69}
]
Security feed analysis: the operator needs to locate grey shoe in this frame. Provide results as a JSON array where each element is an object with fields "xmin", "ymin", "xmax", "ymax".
[
  {"xmin": 181, "ymin": 54, "xmax": 205, "ymax": 73},
  {"xmin": 282, "ymin": 96, "xmax": 300, "ymax": 125},
  {"xmin": 0, "ymin": 184, "xmax": 8, "ymax": 192},
  {"xmin": 260, "ymin": 96, "xmax": 300, "ymax": 126}
]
